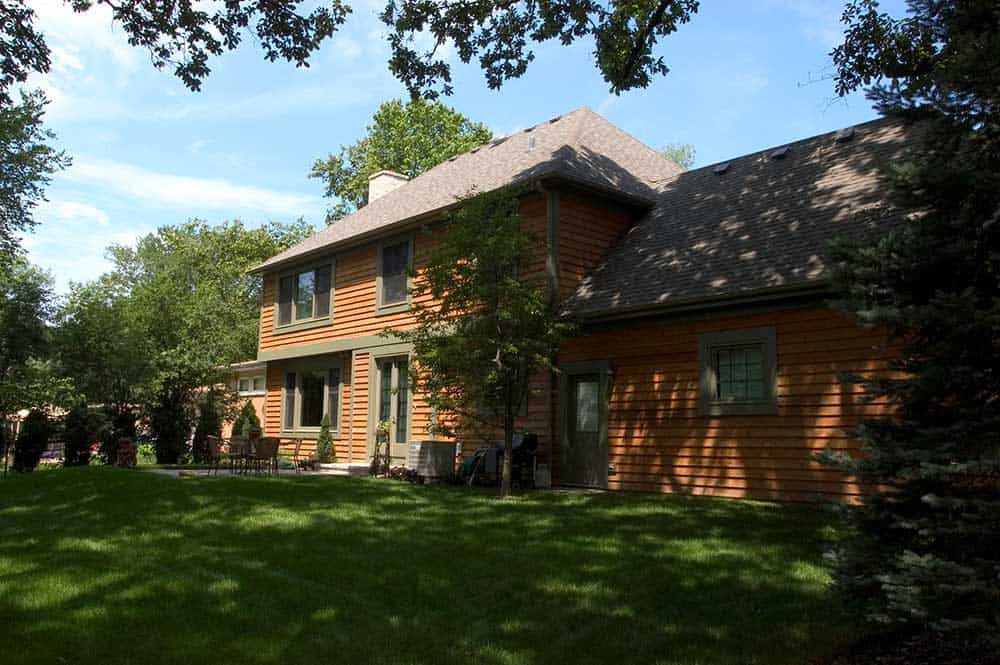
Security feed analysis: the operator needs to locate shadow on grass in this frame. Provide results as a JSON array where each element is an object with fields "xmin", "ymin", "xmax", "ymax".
[{"xmin": 0, "ymin": 468, "xmax": 850, "ymax": 665}]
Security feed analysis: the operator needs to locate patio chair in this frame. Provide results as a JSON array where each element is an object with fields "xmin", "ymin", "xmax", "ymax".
[
  {"xmin": 252, "ymin": 437, "xmax": 280, "ymax": 476},
  {"xmin": 291, "ymin": 438, "xmax": 315, "ymax": 474},
  {"xmin": 206, "ymin": 435, "xmax": 223, "ymax": 476},
  {"xmin": 228, "ymin": 436, "xmax": 249, "ymax": 474}
]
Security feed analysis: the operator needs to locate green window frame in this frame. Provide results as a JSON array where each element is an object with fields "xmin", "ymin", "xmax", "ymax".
[
  {"xmin": 275, "ymin": 260, "xmax": 334, "ymax": 331},
  {"xmin": 280, "ymin": 358, "xmax": 344, "ymax": 434},
  {"xmin": 698, "ymin": 327, "xmax": 778, "ymax": 416},
  {"xmin": 375, "ymin": 237, "xmax": 413, "ymax": 315}
]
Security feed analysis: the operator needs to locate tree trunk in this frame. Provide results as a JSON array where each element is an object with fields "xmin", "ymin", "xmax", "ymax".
[{"xmin": 501, "ymin": 406, "xmax": 514, "ymax": 497}]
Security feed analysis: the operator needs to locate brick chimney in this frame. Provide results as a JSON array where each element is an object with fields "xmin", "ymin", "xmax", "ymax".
[{"xmin": 367, "ymin": 170, "xmax": 409, "ymax": 202}]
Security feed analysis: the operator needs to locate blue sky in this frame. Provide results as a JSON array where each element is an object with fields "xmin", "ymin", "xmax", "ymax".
[{"xmin": 21, "ymin": 0, "xmax": 906, "ymax": 293}]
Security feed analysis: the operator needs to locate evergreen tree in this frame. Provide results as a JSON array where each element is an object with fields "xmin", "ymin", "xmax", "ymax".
[
  {"xmin": 232, "ymin": 400, "xmax": 262, "ymax": 439},
  {"xmin": 191, "ymin": 391, "xmax": 222, "ymax": 464},
  {"xmin": 62, "ymin": 403, "xmax": 97, "ymax": 467},
  {"xmin": 822, "ymin": 0, "xmax": 1000, "ymax": 645},
  {"xmin": 13, "ymin": 409, "xmax": 48, "ymax": 472},
  {"xmin": 315, "ymin": 413, "xmax": 334, "ymax": 463}
]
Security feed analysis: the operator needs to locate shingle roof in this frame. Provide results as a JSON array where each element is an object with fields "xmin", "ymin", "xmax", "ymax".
[
  {"xmin": 253, "ymin": 107, "xmax": 682, "ymax": 272},
  {"xmin": 566, "ymin": 118, "xmax": 910, "ymax": 317}
]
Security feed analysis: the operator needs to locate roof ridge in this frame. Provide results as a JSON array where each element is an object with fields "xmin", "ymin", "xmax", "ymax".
[{"xmin": 689, "ymin": 115, "xmax": 894, "ymax": 174}]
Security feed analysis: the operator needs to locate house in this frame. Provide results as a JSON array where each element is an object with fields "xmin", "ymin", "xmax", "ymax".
[
  {"xmin": 221, "ymin": 360, "xmax": 268, "ymax": 438},
  {"xmin": 249, "ymin": 107, "xmax": 908, "ymax": 502}
]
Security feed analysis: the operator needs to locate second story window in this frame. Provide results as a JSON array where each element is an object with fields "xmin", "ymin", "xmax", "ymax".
[
  {"xmin": 379, "ymin": 239, "xmax": 411, "ymax": 309},
  {"xmin": 277, "ymin": 263, "xmax": 332, "ymax": 326}
]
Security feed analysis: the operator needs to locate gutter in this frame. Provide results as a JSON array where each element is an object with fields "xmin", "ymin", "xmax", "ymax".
[{"xmin": 573, "ymin": 281, "xmax": 833, "ymax": 326}]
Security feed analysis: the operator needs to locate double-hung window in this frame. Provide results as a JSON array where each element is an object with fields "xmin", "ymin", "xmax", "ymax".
[
  {"xmin": 377, "ymin": 239, "xmax": 411, "ymax": 312},
  {"xmin": 237, "ymin": 375, "xmax": 265, "ymax": 395},
  {"xmin": 281, "ymin": 362, "xmax": 343, "ymax": 433},
  {"xmin": 277, "ymin": 262, "xmax": 333, "ymax": 327},
  {"xmin": 698, "ymin": 327, "xmax": 778, "ymax": 416}
]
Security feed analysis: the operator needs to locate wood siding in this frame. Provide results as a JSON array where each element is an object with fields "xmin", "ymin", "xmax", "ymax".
[
  {"xmin": 558, "ymin": 306, "xmax": 895, "ymax": 502},
  {"xmin": 557, "ymin": 192, "xmax": 636, "ymax": 299}
]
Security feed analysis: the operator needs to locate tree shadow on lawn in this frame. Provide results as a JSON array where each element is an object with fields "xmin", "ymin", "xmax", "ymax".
[{"xmin": 0, "ymin": 468, "xmax": 849, "ymax": 665}]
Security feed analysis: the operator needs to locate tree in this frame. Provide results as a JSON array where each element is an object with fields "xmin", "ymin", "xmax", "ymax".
[
  {"xmin": 0, "ymin": 91, "xmax": 70, "ymax": 263},
  {"xmin": 191, "ymin": 391, "xmax": 223, "ymax": 464},
  {"xmin": 310, "ymin": 99, "xmax": 492, "ymax": 222},
  {"xmin": 381, "ymin": 0, "xmax": 700, "ymax": 98},
  {"xmin": 659, "ymin": 142, "xmax": 695, "ymax": 170},
  {"xmin": 63, "ymin": 402, "xmax": 100, "ymax": 467},
  {"xmin": 0, "ymin": 259, "xmax": 56, "ymax": 455},
  {"xmin": 13, "ymin": 408, "xmax": 48, "ymax": 473},
  {"xmin": 316, "ymin": 413, "xmax": 334, "ymax": 463},
  {"xmin": 821, "ymin": 0, "xmax": 1000, "ymax": 649},
  {"xmin": 232, "ymin": 400, "xmax": 262, "ymax": 439},
  {"xmin": 394, "ymin": 187, "xmax": 572, "ymax": 496},
  {"xmin": 0, "ymin": 2, "xmax": 347, "ymax": 105}
]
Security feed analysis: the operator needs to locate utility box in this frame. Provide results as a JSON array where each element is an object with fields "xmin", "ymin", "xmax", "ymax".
[{"xmin": 406, "ymin": 441, "xmax": 458, "ymax": 478}]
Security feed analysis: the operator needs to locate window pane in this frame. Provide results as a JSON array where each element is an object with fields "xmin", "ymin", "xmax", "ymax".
[
  {"xmin": 379, "ymin": 363, "xmax": 392, "ymax": 424},
  {"xmin": 395, "ymin": 361, "xmax": 409, "ymax": 443},
  {"xmin": 283, "ymin": 372, "xmax": 296, "ymax": 429},
  {"xmin": 253, "ymin": 377, "xmax": 265, "ymax": 392},
  {"xmin": 575, "ymin": 380, "xmax": 600, "ymax": 433},
  {"xmin": 715, "ymin": 344, "xmax": 766, "ymax": 402},
  {"xmin": 314, "ymin": 265, "xmax": 331, "ymax": 317},
  {"xmin": 328, "ymin": 368, "xmax": 340, "ymax": 429},
  {"xmin": 238, "ymin": 378, "xmax": 250, "ymax": 392},
  {"xmin": 380, "ymin": 242, "xmax": 409, "ymax": 306},
  {"xmin": 295, "ymin": 270, "xmax": 315, "ymax": 320},
  {"xmin": 278, "ymin": 276, "xmax": 294, "ymax": 325},
  {"xmin": 300, "ymin": 371, "xmax": 325, "ymax": 428}
]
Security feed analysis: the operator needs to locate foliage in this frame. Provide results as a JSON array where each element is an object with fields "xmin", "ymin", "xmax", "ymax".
[
  {"xmin": 0, "ymin": 2, "xmax": 346, "ymax": 104},
  {"xmin": 191, "ymin": 391, "xmax": 223, "ymax": 464},
  {"xmin": 394, "ymin": 187, "xmax": 572, "ymax": 495},
  {"xmin": 0, "ymin": 468, "xmax": 851, "ymax": 665},
  {"xmin": 97, "ymin": 408, "xmax": 137, "ymax": 466},
  {"xmin": 315, "ymin": 413, "xmax": 334, "ymax": 463},
  {"xmin": 12, "ymin": 408, "xmax": 48, "ymax": 472},
  {"xmin": 822, "ymin": 0, "xmax": 1000, "ymax": 644},
  {"xmin": 136, "ymin": 442, "xmax": 156, "ymax": 466},
  {"xmin": 659, "ymin": 142, "xmax": 695, "ymax": 170},
  {"xmin": 0, "ymin": 259, "xmax": 72, "ymax": 434},
  {"xmin": 381, "ymin": 0, "xmax": 700, "ymax": 98},
  {"xmin": 310, "ymin": 98, "xmax": 492, "ymax": 222},
  {"xmin": 63, "ymin": 403, "xmax": 102, "ymax": 467},
  {"xmin": 56, "ymin": 219, "xmax": 311, "ymax": 463},
  {"xmin": 233, "ymin": 400, "xmax": 263, "ymax": 439},
  {"xmin": 0, "ymin": 90, "xmax": 70, "ymax": 263}
]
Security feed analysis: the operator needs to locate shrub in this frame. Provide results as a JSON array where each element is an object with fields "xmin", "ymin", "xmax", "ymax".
[
  {"xmin": 98, "ymin": 409, "xmax": 136, "ymax": 465},
  {"xmin": 315, "ymin": 413, "xmax": 334, "ymax": 463},
  {"xmin": 63, "ymin": 403, "xmax": 99, "ymax": 467},
  {"xmin": 191, "ymin": 391, "xmax": 222, "ymax": 463},
  {"xmin": 13, "ymin": 410, "xmax": 49, "ymax": 473},
  {"xmin": 232, "ymin": 400, "xmax": 261, "ymax": 439}
]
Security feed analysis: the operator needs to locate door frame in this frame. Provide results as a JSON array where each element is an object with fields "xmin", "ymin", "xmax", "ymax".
[
  {"xmin": 557, "ymin": 360, "xmax": 612, "ymax": 489},
  {"xmin": 366, "ymin": 342, "xmax": 414, "ymax": 462}
]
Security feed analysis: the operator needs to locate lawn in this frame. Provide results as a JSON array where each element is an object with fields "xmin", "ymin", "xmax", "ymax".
[{"xmin": 0, "ymin": 467, "xmax": 851, "ymax": 665}]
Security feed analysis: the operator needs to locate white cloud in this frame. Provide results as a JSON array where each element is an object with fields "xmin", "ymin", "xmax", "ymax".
[
  {"xmin": 63, "ymin": 157, "xmax": 323, "ymax": 218},
  {"xmin": 37, "ymin": 200, "xmax": 110, "ymax": 227}
]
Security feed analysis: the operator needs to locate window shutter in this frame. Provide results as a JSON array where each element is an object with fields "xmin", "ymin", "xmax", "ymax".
[
  {"xmin": 327, "ymin": 368, "xmax": 341, "ymax": 428},
  {"xmin": 314, "ymin": 265, "xmax": 331, "ymax": 317},
  {"xmin": 278, "ymin": 276, "xmax": 293, "ymax": 325}
]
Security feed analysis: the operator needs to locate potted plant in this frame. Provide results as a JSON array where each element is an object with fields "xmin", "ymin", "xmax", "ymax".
[{"xmin": 370, "ymin": 420, "xmax": 392, "ymax": 476}]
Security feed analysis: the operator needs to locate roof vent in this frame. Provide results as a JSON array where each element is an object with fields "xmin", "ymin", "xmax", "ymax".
[
  {"xmin": 470, "ymin": 147, "xmax": 480, "ymax": 153},
  {"xmin": 489, "ymin": 136, "xmax": 507, "ymax": 148},
  {"xmin": 447, "ymin": 155, "xmax": 458, "ymax": 162},
  {"xmin": 834, "ymin": 127, "xmax": 855, "ymax": 143},
  {"xmin": 549, "ymin": 115, "xmax": 562, "ymax": 123},
  {"xmin": 524, "ymin": 125, "xmax": 534, "ymax": 132},
  {"xmin": 770, "ymin": 146, "xmax": 789, "ymax": 159},
  {"xmin": 713, "ymin": 162, "xmax": 730, "ymax": 175}
]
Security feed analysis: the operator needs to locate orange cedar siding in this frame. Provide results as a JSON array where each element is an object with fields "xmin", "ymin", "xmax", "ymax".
[
  {"xmin": 557, "ymin": 192, "xmax": 637, "ymax": 299},
  {"xmin": 558, "ymin": 306, "xmax": 895, "ymax": 502}
]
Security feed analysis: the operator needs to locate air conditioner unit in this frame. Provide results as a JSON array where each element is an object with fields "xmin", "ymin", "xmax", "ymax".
[{"xmin": 406, "ymin": 441, "xmax": 457, "ymax": 478}]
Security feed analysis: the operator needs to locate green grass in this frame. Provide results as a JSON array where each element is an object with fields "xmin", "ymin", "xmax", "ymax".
[{"xmin": 0, "ymin": 467, "xmax": 852, "ymax": 665}]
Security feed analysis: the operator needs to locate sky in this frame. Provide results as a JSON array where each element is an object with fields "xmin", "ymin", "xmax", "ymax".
[{"xmin": 20, "ymin": 0, "xmax": 907, "ymax": 293}]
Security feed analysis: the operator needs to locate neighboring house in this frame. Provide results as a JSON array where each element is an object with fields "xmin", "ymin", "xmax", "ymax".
[
  {"xmin": 221, "ymin": 360, "xmax": 267, "ymax": 438},
  {"xmin": 250, "ymin": 107, "xmax": 908, "ymax": 502}
]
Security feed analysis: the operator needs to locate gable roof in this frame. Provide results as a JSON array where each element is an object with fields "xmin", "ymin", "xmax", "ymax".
[
  {"xmin": 253, "ymin": 107, "xmax": 682, "ymax": 273},
  {"xmin": 565, "ymin": 118, "xmax": 910, "ymax": 318}
]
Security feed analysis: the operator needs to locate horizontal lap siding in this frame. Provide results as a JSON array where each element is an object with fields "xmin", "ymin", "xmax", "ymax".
[
  {"xmin": 350, "ymin": 353, "xmax": 369, "ymax": 463},
  {"xmin": 559, "ymin": 306, "xmax": 896, "ymax": 502},
  {"xmin": 558, "ymin": 192, "xmax": 635, "ymax": 299}
]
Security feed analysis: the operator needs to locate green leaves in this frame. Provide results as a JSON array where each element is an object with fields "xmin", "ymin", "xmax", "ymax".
[
  {"xmin": 380, "ymin": 0, "xmax": 699, "ymax": 98},
  {"xmin": 310, "ymin": 99, "xmax": 492, "ymax": 222}
]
